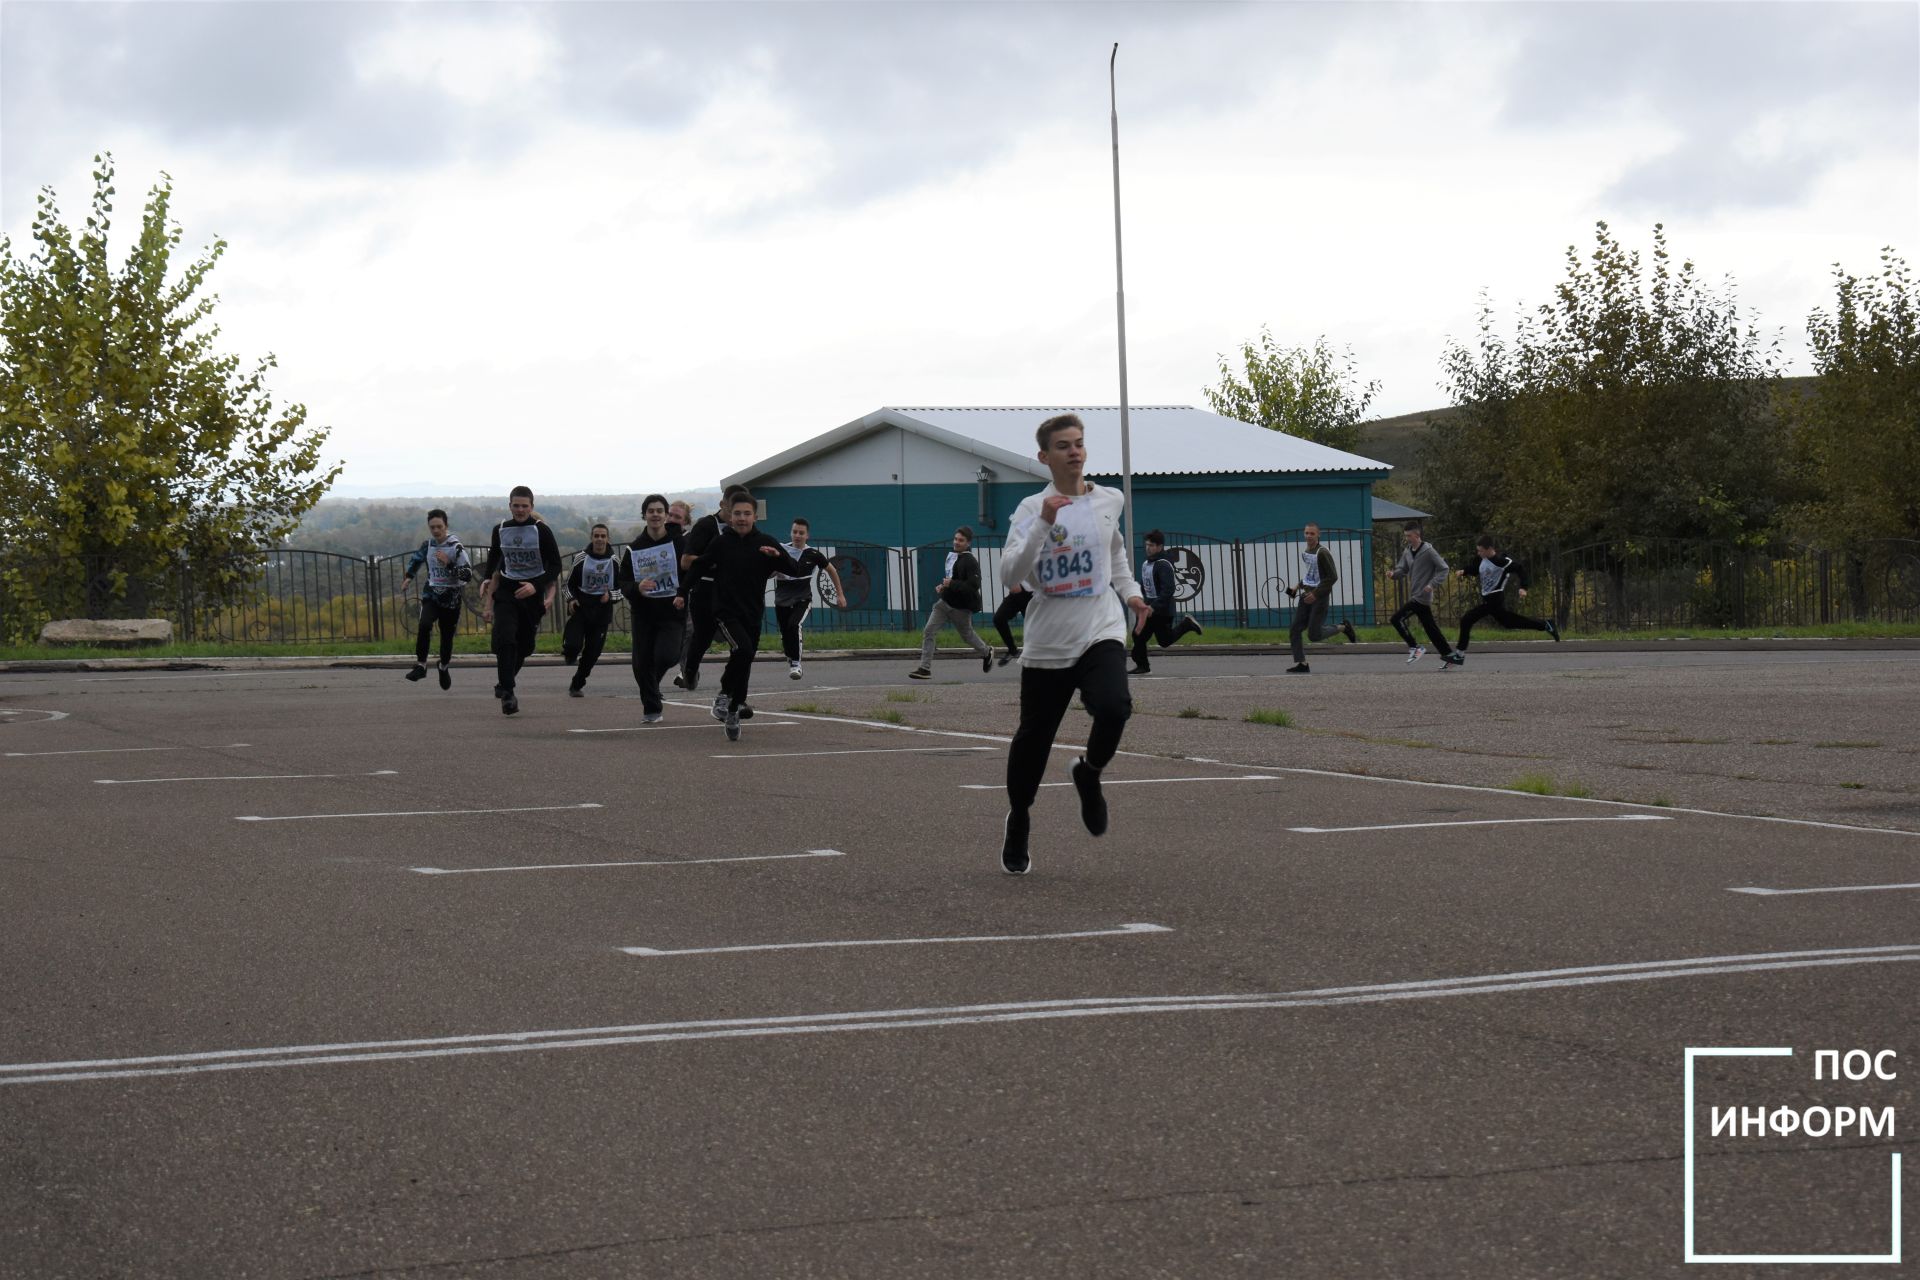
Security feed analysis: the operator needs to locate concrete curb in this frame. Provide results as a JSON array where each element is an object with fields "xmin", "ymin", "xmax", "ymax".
[{"xmin": 4, "ymin": 636, "xmax": 1917, "ymax": 674}]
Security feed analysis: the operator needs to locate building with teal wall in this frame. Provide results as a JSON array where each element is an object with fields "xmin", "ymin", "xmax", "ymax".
[{"xmin": 723, "ymin": 406, "xmax": 1391, "ymax": 628}]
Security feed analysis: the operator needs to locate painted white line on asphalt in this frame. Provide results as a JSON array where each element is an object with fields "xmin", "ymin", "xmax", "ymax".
[
  {"xmin": 958, "ymin": 775, "xmax": 1271, "ymax": 790},
  {"xmin": 97, "ymin": 770, "xmax": 399, "ymax": 786},
  {"xmin": 619, "ymin": 921, "xmax": 1173, "ymax": 958},
  {"xmin": 0, "ymin": 708, "xmax": 69, "ymax": 723},
  {"xmin": 77, "ymin": 671, "xmax": 344, "ymax": 682},
  {"xmin": 568, "ymin": 722, "xmax": 800, "ymax": 734},
  {"xmin": 8, "ymin": 943, "xmax": 1914, "ymax": 1085},
  {"xmin": 235, "ymin": 803, "xmax": 602, "ymax": 823},
  {"xmin": 6, "ymin": 743, "xmax": 252, "ymax": 758},
  {"xmin": 715, "ymin": 746, "xmax": 995, "ymax": 760},
  {"xmin": 1731, "ymin": 882, "xmax": 1920, "ymax": 897},
  {"xmin": 413, "ymin": 849, "xmax": 848, "ymax": 876},
  {"xmin": 1289, "ymin": 815, "xmax": 1674, "ymax": 834}
]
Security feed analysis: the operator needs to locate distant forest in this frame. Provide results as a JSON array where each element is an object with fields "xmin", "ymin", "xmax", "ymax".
[{"xmin": 291, "ymin": 491, "xmax": 723, "ymax": 557}]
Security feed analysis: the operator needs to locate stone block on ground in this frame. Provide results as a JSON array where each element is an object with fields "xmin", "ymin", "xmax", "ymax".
[{"xmin": 39, "ymin": 618, "xmax": 173, "ymax": 646}]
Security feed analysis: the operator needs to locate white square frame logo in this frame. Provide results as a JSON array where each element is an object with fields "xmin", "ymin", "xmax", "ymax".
[{"xmin": 1685, "ymin": 1047, "xmax": 1902, "ymax": 1265}]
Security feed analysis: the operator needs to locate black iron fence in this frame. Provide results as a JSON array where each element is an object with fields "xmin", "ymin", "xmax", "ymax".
[{"xmin": 5, "ymin": 535, "xmax": 1918, "ymax": 646}]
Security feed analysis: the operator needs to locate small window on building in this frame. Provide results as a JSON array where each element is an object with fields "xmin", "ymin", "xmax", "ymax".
[{"xmin": 757, "ymin": 499, "xmax": 768, "ymax": 521}]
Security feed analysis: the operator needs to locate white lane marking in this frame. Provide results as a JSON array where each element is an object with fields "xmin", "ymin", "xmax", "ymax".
[
  {"xmin": 76, "ymin": 671, "xmax": 345, "ymax": 682},
  {"xmin": 6, "ymin": 743, "xmax": 252, "ymax": 758},
  {"xmin": 619, "ymin": 921, "xmax": 1173, "ymax": 958},
  {"xmin": 568, "ymin": 722, "xmax": 800, "ymax": 734},
  {"xmin": 958, "ymin": 775, "xmax": 1271, "ymax": 790},
  {"xmin": 97, "ymin": 770, "xmax": 399, "ymax": 786},
  {"xmin": 715, "ymin": 746, "xmax": 994, "ymax": 760},
  {"xmin": 0, "ymin": 708, "xmax": 69, "ymax": 723},
  {"xmin": 235, "ymin": 803, "xmax": 602, "ymax": 823},
  {"xmin": 8, "ymin": 943, "xmax": 1915, "ymax": 1086},
  {"xmin": 1289, "ymin": 815, "xmax": 1674, "ymax": 834},
  {"xmin": 1731, "ymin": 882, "xmax": 1920, "ymax": 897},
  {"xmin": 413, "ymin": 849, "xmax": 847, "ymax": 876}
]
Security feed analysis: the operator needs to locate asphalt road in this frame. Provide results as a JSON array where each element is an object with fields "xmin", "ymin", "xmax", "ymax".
[{"xmin": 2, "ymin": 648, "xmax": 1916, "ymax": 1277}]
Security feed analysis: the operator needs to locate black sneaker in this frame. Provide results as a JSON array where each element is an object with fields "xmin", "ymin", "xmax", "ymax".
[
  {"xmin": 437, "ymin": 664, "xmax": 451, "ymax": 690},
  {"xmin": 738, "ymin": 704, "xmax": 755, "ymax": 720},
  {"xmin": 1546, "ymin": 619, "xmax": 1562, "ymax": 641},
  {"xmin": 1342, "ymin": 620, "xmax": 1358, "ymax": 643},
  {"xmin": 981, "ymin": 652, "xmax": 993, "ymax": 673},
  {"xmin": 724, "ymin": 706, "xmax": 741, "ymax": 741},
  {"xmin": 908, "ymin": 667, "xmax": 932, "ymax": 680},
  {"xmin": 996, "ymin": 647, "xmax": 1021, "ymax": 667},
  {"xmin": 1443, "ymin": 652, "xmax": 1466, "ymax": 667},
  {"xmin": 711, "ymin": 693, "xmax": 727, "ymax": 721},
  {"xmin": 568, "ymin": 685, "xmax": 584, "ymax": 698},
  {"xmin": 493, "ymin": 683, "xmax": 506, "ymax": 699},
  {"xmin": 502, "ymin": 693, "xmax": 519, "ymax": 715},
  {"xmin": 1071, "ymin": 757, "xmax": 1108, "ymax": 837},
  {"xmin": 1128, "ymin": 663, "xmax": 1149, "ymax": 675},
  {"xmin": 1185, "ymin": 619, "xmax": 1205, "ymax": 638},
  {"xmin": 1001, "ymin": 809, "xmax": 1031, "ymax": 875},
  {"xmin": 405, "ymin": 664, "xmax": 427, "ymax": 682},
  {"xmin": 1286, "ymin": 663, "xmax": 1310, "ymax": 674},
  {"xmin": 674, "ymin": 671, "xmax": 698, "ymax": 692}
]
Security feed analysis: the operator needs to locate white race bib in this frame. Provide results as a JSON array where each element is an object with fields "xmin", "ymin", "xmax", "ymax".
[
  {"xmin": 1032, "ymin": 498, "xmax": 1110, "ymax": 599},
  {"xmin": 579, "ymin": 554, "xmax": 615, "ymax": 595},
  {"xmin": 1301, "ymin": 548, "xmax": 1321, "ymax": 589},
  {"xmin": 944, "ymin": 550, "xmax": 959, "ymax": 579},
  {"xmin": 499, "ymin": 524, "xmax": 543, "ymax": 580},
  {"xmin": 1141, "ymin": 559, "xmax": 1159, "ymax": 600},
  {"xmin": 425, "ymin": 542, "xmax": 462, "ymax": 590},
  {"xmin": 629, "ymin": 543, "xmax": 679, "ymax": 598}
]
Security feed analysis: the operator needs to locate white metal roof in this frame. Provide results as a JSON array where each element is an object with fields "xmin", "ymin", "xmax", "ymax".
[{"xmin": 724, "ymin": 405, "xmax": 1391, "ymax": 488}]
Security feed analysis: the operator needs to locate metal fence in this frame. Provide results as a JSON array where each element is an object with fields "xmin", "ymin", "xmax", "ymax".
[{"xmin": 6, "ymin": 535, "xmax": 1919, "ymax": 645}]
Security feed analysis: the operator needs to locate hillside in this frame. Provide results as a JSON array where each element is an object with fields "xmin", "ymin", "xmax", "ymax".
[{"xmin": 290, "ymin": 490, "xmax": 723, "ymax": 557}]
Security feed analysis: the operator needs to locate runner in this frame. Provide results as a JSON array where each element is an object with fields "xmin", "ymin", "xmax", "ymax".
[
  {"xmin": 1447, "ymin": 534, "xmax": 1560, "ymax": 664},
  {"xmin": 616, "ymin": 494, "xmax": 686, "ymax": 723},
  {"xmin": 992, "ymin": 582, "xmax": 1033, "ymax": 667},
  {"xmin": 675, "ymin": 486, "xmax": 749, "ymax": 693},
  {"xmin": 908, "ymin": 525, "xmax": 992, "ymax": 680},
  {"xmin": 684, "ymin": 490, "xmax": 806, "ymax": 741},
  {"xmin": 562, "ymin": 523, "xmax": 619, "ymax": 697},
  {"xmin": 1385, "ymin": 520, "xmax": 1455, "ymax": 666},
  {"xmin": 996, "ymin": 413, "xmax": 1150, "ymax": 875},
  {"xmin": 479, "ymin": 485, "xmax": 562, "ymax": 716},
  {"xmin": 1284, "ymin": 522, "xmax": 1357, "ymax": 674},
  {"xmin": 399, "ymin": 508, "xmax": 471, "ymax": 690},
  {"xmin": 1128, "ymin": 529, "xmax": 1203, "ymax": 674},
  {"xmin": 774, "ymin": 517, "xmax": 846, "ymax": 680}
]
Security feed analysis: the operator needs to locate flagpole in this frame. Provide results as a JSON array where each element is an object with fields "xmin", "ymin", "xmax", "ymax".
[{"xmin": 1109, "ymin": 43, "xmax": 1136, "ymax": 556}]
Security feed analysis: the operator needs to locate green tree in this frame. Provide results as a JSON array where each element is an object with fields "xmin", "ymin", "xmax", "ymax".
[
  {"xmin": 1204, "ymin": 329, "xmax": 1379, "ymax": 454},
  {"xmin": 1422, "ymin": 222, "xmax": 1787, "ymax": 553},
  {"xmin": 0, "ymin": 155, "xmax": 339, "ymax": 623},
  {"xmin": 1786, "ymin": 248, "xmax": 1920, "ymax": 546}
]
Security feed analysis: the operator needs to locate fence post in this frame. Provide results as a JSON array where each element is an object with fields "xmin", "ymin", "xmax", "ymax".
[
  {"xmin": 366, "ymin": 556, "xmax": 382, "ymax": 643},
  {"xmin": 1818, "ymin": 550, "xmax": 1832, "ymax": 625},
  {"xmin": 177, "ymin": 553, "xmax": 194, "ymax": 644},
  {"xmin": 1231, "ymin": 540, "xmax": 1249, "ymax": 629}
]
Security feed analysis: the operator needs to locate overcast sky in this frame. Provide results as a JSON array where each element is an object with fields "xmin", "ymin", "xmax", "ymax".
[{"xmin": 4, "ymin": 1, "xmax": 1915, "ymax": 497}]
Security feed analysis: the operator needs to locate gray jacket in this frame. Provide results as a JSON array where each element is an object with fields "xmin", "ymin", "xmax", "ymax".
[{"xmin": 1390, "ymin": 541, "xmax": 1449, "ymax": 604}]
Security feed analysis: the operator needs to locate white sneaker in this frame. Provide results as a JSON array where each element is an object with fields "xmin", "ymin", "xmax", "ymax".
[
  {"xmin": 789, "ymin": 663, "xmax": 802, "ymax": 680},
  {"xmin": 1406, "ymin": 646, "xmax": 1426, "ymax": 664}
]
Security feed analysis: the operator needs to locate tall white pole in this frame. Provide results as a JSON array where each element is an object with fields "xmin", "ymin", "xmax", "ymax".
[{"xmin": 1109, "ymin": 43, "xmax": 1136, "ymax": 554}]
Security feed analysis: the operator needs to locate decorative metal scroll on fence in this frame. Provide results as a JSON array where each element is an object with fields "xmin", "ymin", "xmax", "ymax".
[{"xmin": 4, "ymin": 536, "xmax": 1917, "ymax": 646}]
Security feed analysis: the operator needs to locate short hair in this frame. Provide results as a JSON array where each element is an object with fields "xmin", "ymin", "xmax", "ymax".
[
  {"xmin": 791, "ymin": 516, "xmax": 810, "ymax": 530},
  {"xmin": 1303, "ymin": 521, "xmax": 1321, "ymax": 533},
  {"xmin": 426, "ymin": 508, "xmax": 448, "ymax": 524},
  {"xmin": 1476, "ymin": 533, "xmax": 1498, "ymax": 548},
  {"xmin": 510, "ymin": 485, "xmax": 534, "ymax": 502},
  {"xmin": 590, "ymin": 522, "xmax": 610, "ymax": 535},
  {"xmin": 641, "ymin": 493, "xmax": 668, "ymax": 513},
  {"xmin": 1403, "ymin": 520, "xmax": 1423, "ymax": 534},
  {"xmin": 729, "ymin": 489, "xmax": 756, "ymax": 511},
  {"xmin": 723, "ymin": 485, "xmax": 751, "ymax": 502},
  {"xmin": 954, "ymin": 525, "xmax": 974, "ymax": 543},
  {"xmin": 1036, "ymin": 413, "xmax": 1084, "ymax": 449},
  {"xmin": 1144, "ymin": 528, "xmax": 1165, "ymax": 545}
]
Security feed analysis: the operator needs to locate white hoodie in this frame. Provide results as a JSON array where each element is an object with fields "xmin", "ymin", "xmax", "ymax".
[{"xmin": 999, "ymin": 482, "xmax": 1142, "ymax": 669}]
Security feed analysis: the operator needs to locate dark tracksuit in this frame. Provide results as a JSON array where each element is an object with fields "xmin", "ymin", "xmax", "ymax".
[
  {"xmin": 993, "ymin": 587, "xmax": 1033, "ymax": 653},
  {"xmin": 485, "ymin": 518, "xmax": 561, "ymax": 693},
  {"xmin": 1456, "ymin": 553, "xmax": 1550, "ymax": 648},
  {"xmin": 402, "ymin": 537, "xmax": 470, "ymax": 666},
  {"xmin": 1130, "ymin": 551, "xmax": 1198, "ymax": 672},
  {"xmin": 617, "ymin": 528, "xmax": 686, "ymax": 716},
  {"xmin": 679, "ymin": 513, "xmax": 724, "ymax": 684},
  {"xmin": 773, "ymin": 545, "xmax": 831, "ymax": 664},
  {"xmin": 562, "ymin": 550, "xmax": 619, "ymax": 689},
  {"xmin": 1388, "ymin": 540, "xmax": 1453, "ymax": 656},
  {"xmin": 1289, "ymin": 544, "xmax": 1345, "ymax": 663},
  {"xmin": 687, "ymin": 527, "xmax": 805, "ymax": 713}
]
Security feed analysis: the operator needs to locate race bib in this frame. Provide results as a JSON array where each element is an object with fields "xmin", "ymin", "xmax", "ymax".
[
  {"xmin": 629, "ymin": 543, "xmax": 679, "ymax": 598},
  {"xmin": 1300, "ymin": 548, "xmax": 1321, "ymax": 589},
  {"xmin": 1141, "ymin": 559, "xmax": 1159, "ymax": 600},
  {"xmin": 425, "ymin": 543, "xmax": 462, "ymax": 590},
  {"xmin": 1032, "ymin": 499, "xmax": 1110, "ymax": 599},
  {"xmin": 499, "ymin": 524, "xmax": 543, "ymax": 580},
  {"xmin": 1478, "ymin": 559, "xmax": 1506, "ymax": 596},
  {"xmin": 944, "ymin": 551, "xmax": 959, "ymax": 579},
  {"xmin": 579, "ymin": 554, "xmax": 615, "ymax": 595}
]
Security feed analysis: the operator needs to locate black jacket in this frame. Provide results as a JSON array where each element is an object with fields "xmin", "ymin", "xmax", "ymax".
[
  {"xmin": 1143, "ymin": 553, "xmax": 1176, "ymax": 616},
  {"xmin": 688, "ymin": 527, "xmax": 805, "ymax": 621},
  {"xmin": 938, "ymin": 551, "xmax": 983, "ymax": 612}
]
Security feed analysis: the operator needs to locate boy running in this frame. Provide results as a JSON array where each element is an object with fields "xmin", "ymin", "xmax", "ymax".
[
  {"xmin": 1385, "ymin": 520, "xmax": 1455, "ymax": 665},
  {"xmin": 1284, "ymin": 522, "xmax": 1358, "ymax": 674},
  {"xmin": 562, "ymin": 523, "xmax": 619, "ymax": 697},
  {"xmin": 616, "ymin": 494, "xmax": 686, "ymax": 723},
  {"xmin": 773, "ymin": 517, "xmax": 846, "ymax": 679},
  {"xmin": 479, "ymin": 485, "xmax": 562, "ymax": 716},
  {"xmin": 1129, "ymin": 529, "xmax": 1203, "ymax": 674},
  {"xmin": 996, "ymin": 414, "xmax": 1150, "ymax": 876},
  {"xmin": 1447, "ymin": 535, "xmax": 1559, "ymax": 664},
  {"xmin": 675, "ymin": 487, "xmax": 749, "ymax": 693},
  {"xmin": 685, "ymin": 490, "xmax": 807, "ymax": 741},
  {"xmin": 909, "ymin": 526, "xmax": 993, "ymax": 680},
  {"xmin": 400, "ymin": 508, "xmax": 471, "ymax": 690}
]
